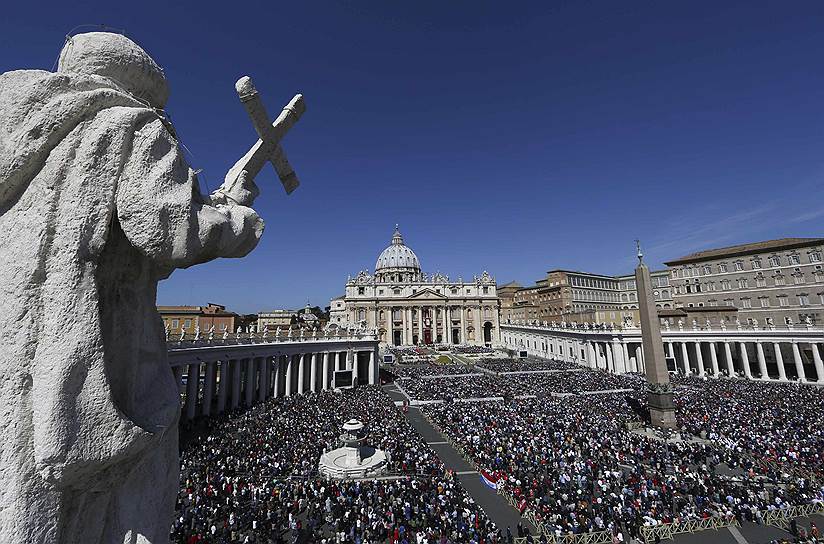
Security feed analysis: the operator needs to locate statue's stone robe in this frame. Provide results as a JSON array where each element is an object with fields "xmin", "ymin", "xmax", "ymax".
[{"xmin": 0, "ymin": 69, "xmax": 263, "ymax": 543}]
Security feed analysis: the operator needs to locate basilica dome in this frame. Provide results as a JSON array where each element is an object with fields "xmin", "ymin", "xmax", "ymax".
[{"xmin": 375, "ymin": 226, "xmax": 421, "ymax": 279}]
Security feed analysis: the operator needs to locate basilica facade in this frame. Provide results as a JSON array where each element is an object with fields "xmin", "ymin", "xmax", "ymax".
[{"xmin": 330, "ymin": 227, "xmax": 500, "ymax": 346}]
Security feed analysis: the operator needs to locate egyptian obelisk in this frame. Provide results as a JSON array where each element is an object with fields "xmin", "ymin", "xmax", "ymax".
[{"xmin": 635, "ymin": 241, "xmax": 677, "ymax": 428}]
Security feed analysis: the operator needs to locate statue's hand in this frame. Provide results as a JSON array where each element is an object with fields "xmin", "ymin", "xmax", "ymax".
[{"xmin": 211, "ymin": 168, "xmax": 259, "ymax": 207}]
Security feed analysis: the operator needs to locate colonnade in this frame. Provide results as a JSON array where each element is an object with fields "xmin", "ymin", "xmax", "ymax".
[
  {"xmin": 501, "ymin": 324, "xmax": 824, "ymax": 384},
  {"xmin": 374, "ymin": 304, "xmax": 500, "ymax": 346},
  {"xmin": 172, "ymin": 347, "xmax": 380, "ymax": 421}
]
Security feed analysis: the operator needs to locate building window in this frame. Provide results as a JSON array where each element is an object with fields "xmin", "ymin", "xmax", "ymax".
[
  {"xmin": 774, "ymin": 274, "xmax": 786, "ymax": 286},
  {"xmin": 184, "ymin": 319, "xmax": 192, "ymax": 329},
  {"xmin": 737, "ymin": 278, "xmax": 748, "ymax": 289},
  {"xmin": 793, "ymin": 273, "xmax": 805, "ymax": 285},
  {"xmin": 755, "ymin": 275, "xmax": 766, "ymax": 288},
  {"xmin": 358, "ymin": 287, "xmax": 365, "ymax": 295},
  {"xmin": 820, "ymin": 293, "xmax": 824, "ymax": 305},
  {"xmin": 721, "ymin": 280, "xmax": 731, "ymax": 290},
  {"xmin": 789, "ymin": 254, "xmax": 801, "ymax": 265},
  {"xmin": 810, "ymin": 251, "xmax": 822, "ymax": 263},
  {"xmin": 724, "ymin": 298, "xmax": 735, "ymax": 307},
  {"xmin": 451, "ymin": 288, "xmax": 458, "ymax": 294},
  {"xmin": 702, "ymin": 265, "xmax": 712, "ymax": 275},
  {"xmin": 759, "ymin": 297, "xmax": 770, "ymax": 308},
  {"xmin": 378, "ymin": 289, "xmax": 384, "ymax": 295},
  {"xmin": 709, "ymin": 300, "xmax": 718, "ymax": 307},
  {"xmin": 482, "ymin": 286, "xmax": 489, "ymax": 294},
  {"xmin": 466, "ymin": 289, "xmax": 471, "ymax": 294},
  {"xmin": 357, "ymin": 309, "xmax": 365, "ymax": 320},
  {"xmin": 741, "ymin": 298, "xmax": 752, "ymax": 309},
  {"xmin": 393, "ymin": 289, "xmax": 401, "ymax": 295},
  {"xmin": 798, "ymin": 294, "xmax": 809, "ymax": 306},
  {"xmin": 719, "ymin": 263, "xmax": 728, "ymax": 273},
  {"xmin": 778, "ymin": 296, "xmax": 789, "ymax": 307},
  {"xmin": 769, "ymin": 255, "xmax": 781, "ymax": 267},
  {"xmin": 171, "ymin": 319, "xmax": 179, "ymax": 329},
  {"xmin": 751, "ymin": 258, "xmax": 762, "ymax": 269},
  {"xmin": 734, "ymin": 261, "xmax": 744, "ymax": 271}
]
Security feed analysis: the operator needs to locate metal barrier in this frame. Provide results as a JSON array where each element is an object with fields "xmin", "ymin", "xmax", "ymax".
[{"xmin": 763, "ymin": 503, "xmax": 824, "ymax": 531}]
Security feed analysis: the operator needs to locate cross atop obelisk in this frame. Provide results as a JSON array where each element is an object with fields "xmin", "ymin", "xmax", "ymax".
[{"xmin": 634, "ymin": 240, "xmax": 677, "ymax": 429}]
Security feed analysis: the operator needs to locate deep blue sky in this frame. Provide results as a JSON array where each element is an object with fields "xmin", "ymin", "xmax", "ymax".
[{"xmin": 3, "ymin": 1, "xmax": 824, "ymax": 313}]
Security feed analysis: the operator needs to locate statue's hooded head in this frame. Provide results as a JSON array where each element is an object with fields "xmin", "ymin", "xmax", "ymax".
[{"xmin": 57, "ymin": 31, "xmax": 169, "ymax": 108}]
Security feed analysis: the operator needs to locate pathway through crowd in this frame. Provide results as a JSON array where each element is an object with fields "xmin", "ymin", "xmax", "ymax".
[{"xmin": 382, "ymin": 383, "xmax": 537, "ymax": 538}]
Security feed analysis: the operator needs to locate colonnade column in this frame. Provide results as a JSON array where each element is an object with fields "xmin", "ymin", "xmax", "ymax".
[
  {"xmin": 386, "ymin": 308, "xmax": 393, "ymax": 346},
  {"xmin": 369, "ymin": 349, "xmax": 377, "ymax": 384},
  {"xmin": 707, "ymin": 343, "xmax": 719, "ymax": 376},
  {"xmin": 756, "ymin": 342, "xmax": 768, "ymax": 380},
  {"xmin": 622, "ymin": 342, "xmax": 631, "ymax": 372},
  {"xmin": 739, "ymin": 342, "xmax": 753, "ymax": 379},
  {"xmin": 811, "ymin": 343, "xmax": 824, "ymax": 383},
  {"xmin": 259, "ymin": 357, "xmax": 269, "ymax": 401},
  {"xmin": 791, "ymin": 342, "xmax": 806, "ymax": 382},
  {"xmin": 310, "ymin": 353, "xmax": 318, "ymax": 392},
  {"xmin": 680, "ymin": 342, "xmax": 690, "ymax": 375},
  {"xmin": 667, "ymin": 342, "xmax": 675, "ymax": 361},
  {"xmin": 231, "ymin": 359, "xmax": 241, "ymax": 409},
  {"xmin": 474, "ymin": 306, "xmax": 483, "ymax": 344},
  {"xmin": 605, "ymin": 342, "xmax": 615, "ymax": 372},
  {"xmin": 285, "ymin": 356, "xmax": 293, "ymax": 396},
  {"xmin": 406, "ymin": 307, "xmax": 413, "ymax": 345},
  {"xmin": 245, "ymin": 358, "xmax": 255, "ymax": 406},
  {"xmin": 273, "ymin": 356, "xmax": 282, "ymax": 398},
  {"xmin": 442, "ymin": 307, "xmax": 449, "ymax": 344},
  {"xmin": 634, "ymin": 345, "xmax": 643, "ymax": 372},
  {"xmin": 297, "ymin": 354, "xmax": 306, "ymax": 394},
  {"xmin": 217, "ymin": 360, "xmax": 229, "ymax": 412},
  {"xmin": 774, "ymin": 343, "xmax": 787, "ymax": 382},
  {"xmin": 417, "ymin": 307, "xmax": 423, "ymax": 344},
  {"xmin": 322, "ymin": 352, "xmax": 330, "ymax": 390},
  {"xmin": 694, "ymin": 342, "xmax": 705, "ymax": 377},
  {"xmin": 202, "ymin": 361, "xmax": 216, "ymax": 417},
  {"xmin": 723, "ymin": 342, "xmax": 734, "ymax": 377},
  {"xmin": 185, "ymin": 362, "xmax": 200, "ymax": 420}
]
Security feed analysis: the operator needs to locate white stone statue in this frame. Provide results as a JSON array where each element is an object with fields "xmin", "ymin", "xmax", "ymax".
[
  {"xmin": 0, "ymin": 33, "xmax": 273, "ymax": 543},
  {"xmin": 208, "ymin": 325, "xmax": 215, "ymax": 341}
]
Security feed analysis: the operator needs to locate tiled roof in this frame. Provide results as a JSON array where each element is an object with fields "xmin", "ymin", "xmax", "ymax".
[{"xmin": 665, "ymin": 238, "xmax": 824, "ymax": 266}]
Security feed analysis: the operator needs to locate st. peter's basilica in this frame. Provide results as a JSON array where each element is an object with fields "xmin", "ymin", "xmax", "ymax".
[{"xmin": 329, "ymin": 227, "xmax": 500, "ymax": 346}]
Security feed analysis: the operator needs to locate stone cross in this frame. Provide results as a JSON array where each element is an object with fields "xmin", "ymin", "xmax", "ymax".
[{"xmin": 235, "ymin": 76, "xmax": 306, "ymax": 194}]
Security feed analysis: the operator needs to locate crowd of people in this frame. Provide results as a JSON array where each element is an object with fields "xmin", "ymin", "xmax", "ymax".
[
  {"xmin": 450, "ymin": 345, "xmax": 495, "ymax": 355},
  {"xmin": 475, "ymin": 358, "xmax": 578, "ymax": 373},
  {"xmin": 390, "ymin": 364, "xmax": 479, "ymax": 379},
  {"xmin": 425, "ymin": 393, "xmax": 824, "ymax": 539},
  {"xmin": 172, "ymin": 386, "xmax": 497, "ymax": 543}
]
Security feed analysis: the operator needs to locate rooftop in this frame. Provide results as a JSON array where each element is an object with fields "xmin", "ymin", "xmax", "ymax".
[{"xmin": 665, "ymin": 238, "xmax": 824, "ymax": 266}]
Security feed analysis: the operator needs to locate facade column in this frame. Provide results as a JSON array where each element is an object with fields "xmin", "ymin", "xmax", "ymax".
[
  {"xmin": 492, "ymin": 305, "xmax": 501, "ymax": 344},
  {"xmin": 297, "ymin": 353, "xmax": 306, "ymax": 394},
  {"xmin": 709, "ymin": 342, "xmax": 720, "ymax": 376},
  {"xmin": 406, "ymin": 307, "xmax": 413, "ymax": 345},
  {"xmin": 185, "ymin": 362, "xmax": 200, "ymax": 420},
  {"xmin": 310, "ymin": 353, "xmax": 318, "ymax": 392},
  {"xmin": 791, "ymin": 342, "xmax": 806, "ymax": 382},
  {"xmin": 774, "ymin": 343, "xmax": 788, "ymax": 382},
  {"xmin": 694, "ymin": 342, "xmax": 705, "ymax": 377},
  {"xmin": 322, "ymin": 352, "xmax": 330, "ymax": 390},
  {"xmin": 460, "ymin": 306, "xmax": 467, "ymax": 344},
  {"xmin": 605, "ymin": 342, "xmax": 615, "ymax": 372},
  {"xmin": 723, "ymin": 342, "xmax": 735, "ymax": 377},
  {"xmin": 418, "ymin": 307, "xmax": 424, "ymax": 344},
  {"xmin": 680, "ymin": 342, "xmax": 690, "ymax": 375},
  {"xmin": 352, "ymin": 350, "xmax": 360, "ymax": 385},
  {"xmin": 231, "ymin": 359, "xmax": 241, "ymax": 409},
  {"xmin": 258, "ymin": 357, "xmax": 268, "ymax": 401},
  {"xmin": 216, "ymin": 360, "xmax": 229, "ymax": 413},
  {"xmin": 587, "ymin": 342, "xmax": 597, "ymax": 368},
  {"xmin": 474, "ymin": 306, "xmax": 483, "ymax": 344},
  {"xmin": 369, "ymin": 349, "xmax": 377, "ymax": 384},
  {"xmin": 739, "ymin": 342, "xmax": 753, "ymax": 379},
  {"xmin": 811, "ymin": 343, "xmax": 824, "ymax": 383},
  {"xmin": 634, "ymin": 345, "xmax": 643, "ymax": 373},
  {"xmin": 285, "ymin": 355, "xmax": 293, "ymax": 396},
  {"xmin": 622, "ymin": 342, "xmax": 631, "ymax": 372},
  {"xmin": 386, "ymin": 307, "xmax": 393, "ymax": 346},
  {"xmin": 667, "ymin": 342, "xmax": 676, "ymax": 360},
  {"xmin": 756, "ymin": 342, "xmax": 769, "ymax": 380},
  {"xmin": 245, "ymin": 358, "xmax": 255, "ymax": 406},
  {"xmin": 202, "ymin": 361, "xmax": 216, "ymax": 417}
]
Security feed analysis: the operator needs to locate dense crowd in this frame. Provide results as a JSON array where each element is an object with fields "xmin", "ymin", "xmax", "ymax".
[
  {"xmin": 172, "ymin": 386, "xmax": 496, "ymax": 543},
  {"xmin": 399, "ymin": 374, "xmax": 514, "ymax": 401},
  {"xmin": 390, "ymin": 364, "xmax": 478, "ymax": 379},
  {"xmin": 674, "ymin": 377, "xmax": 824, "ymax": 474},
  {"xmin": 451, "ymin": 345, "xmax": 495, "ymax": 355},
  {"xmin": 423, "ymin": 382, "xmax": 824, "ymax": 539},
  {"xmin": 475, "ymin": 358, "xmax": 578, "ymax": 373}
]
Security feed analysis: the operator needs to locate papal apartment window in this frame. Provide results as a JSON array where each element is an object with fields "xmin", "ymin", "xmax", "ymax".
[
  {"xmin": 798, "ymin": 294, "xmax": 809, "ymax": 306},
  {"xmin": 774, "ymin": 275, "xmax": 786, "ymax": 286},
  {"xmin": 794, "ymin": 274, "xmax": 805, "ymax": 285},
  {"xmin": 719, "ymin": 263, "xmax": 728, "ymax": 273},
  {"xmin": 709, "ymin": 300, "xmax": 718, "ymax": 307},
  {"xmin": 769, "ymin": 255, "xmax": 781, "ymax": 267},
  {"xmin": 756, "ymin": 275, "xmax": 766, "ymax": 288},
  {"xmin": 760, "ymin": 297, "xmax": 770, "ymax": 308},
  {"xmin": 778, "ymin": 296, "xmax": 789, "ymax": 307},
  {"xmin": 734, "ymin": 261, "xmax": 744, "ymax": 271},
  {"xmin": 741, "ymin": 298, "xmax": 752, "ymax": 309},
  {"xmin": 810, "ymin": 251, "xmax": 823, "ymax": 263},
  {"xmin": 816, "ymin": 271, "xmax": 824, "ymax": 283},
  {"xmin": 703, "ymin": 265, "xmax": 712, "ymax": 275},
  {"xmin": 737, "ymin": 279, "xmax": 748, "ymax": 289},
  {"xmin": 789, "ymin": 254, "xmax": 801, "ymax": 265}
]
